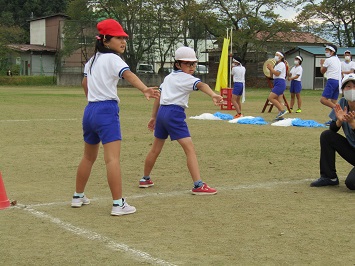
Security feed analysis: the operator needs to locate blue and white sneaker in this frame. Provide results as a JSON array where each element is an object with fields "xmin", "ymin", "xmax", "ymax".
[
  {"xmin": 275, "ymin": 109, "xmax": 288, "ymax": 119},
  {"xmin": 111, "ymin": 199, "xmax": 136, "ymax": 216},
  {"xmin": 71, "ymin": 195, "xmax": 90, "ymax": 207}
]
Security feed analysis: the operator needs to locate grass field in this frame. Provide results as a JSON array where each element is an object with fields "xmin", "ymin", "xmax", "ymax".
[{"xmin": 1, "ymin": 86, "xmax": 355, "ymax": 265}]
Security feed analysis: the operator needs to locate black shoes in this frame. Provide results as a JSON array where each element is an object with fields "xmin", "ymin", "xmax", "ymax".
[{"xmin": 310, "ymin": 177, "xmax": 339, "ymax": 187}]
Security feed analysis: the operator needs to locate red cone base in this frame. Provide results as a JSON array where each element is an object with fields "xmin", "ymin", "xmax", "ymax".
[{"xmin": 0, "ymin": 172, "xmax": 10, "ymax": 210}]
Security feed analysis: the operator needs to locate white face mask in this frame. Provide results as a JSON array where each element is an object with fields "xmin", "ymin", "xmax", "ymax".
[
  {"xmin": 345, "ymin": 56, "xmax": 351, "ymax": 61},
  {"xmin": 325, "ymin": 52, "xmax": 331, "ymax": 57},
  {"xmin": 294, "ymin": 60, "xmax": 299, "ymax": 65},
  {"xmin": 344, "ymin": 90, "xmax": 355, "ymax": 102},
  {"xmin": 274, "ymin": 56, "xmax": 280, "ymax": 62}
]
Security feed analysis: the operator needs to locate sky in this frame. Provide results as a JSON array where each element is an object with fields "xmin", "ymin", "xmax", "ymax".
[{"xmin": 274, "ymin": 6, "xmax": 300, "ymax": 21}]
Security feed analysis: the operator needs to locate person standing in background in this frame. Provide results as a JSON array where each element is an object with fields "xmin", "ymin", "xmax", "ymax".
[
  {"xmin": 319, "ymin": 44, "xmax": 342, "ymax": 125},
  {"xmin": 341, "ymin": 50, "xmax": 355, "ymax": 78},
  {"xmin": 231, "ymin": 55, "xmax": 246, "ymax": 118},
  {"xmin": 288, "ymin": 56, "xmax": 303, "ymax": 113}
]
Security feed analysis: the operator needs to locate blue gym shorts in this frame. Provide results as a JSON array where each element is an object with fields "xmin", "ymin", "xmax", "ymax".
[
  {"xmin": 290, "ymin": 80, "xmax": 302, "ymax": 94},
  {"xmin": 322, "ymin": 78, "xmax": 340, "ymax": 100},
  {"xmin": 82, "ymin": 100, "xmax": 121, "ymax": 145},
  {"xmin": 232, "ymin": 82, "xmax": 243, "ymax": 96},
  {"xmin": 154, "ymin": 105, "xmax": 190, "ymax": 141},
  {"xmin": 271, "ymin": 79, "xmax": 286, "ymax": 96}
]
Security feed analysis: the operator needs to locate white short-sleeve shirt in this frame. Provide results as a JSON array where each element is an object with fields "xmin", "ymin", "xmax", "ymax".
[
  {"xmin": 84, "ymin": 52, "xmax": 130, "ymax": 103},
  {"xmin": 159, "ymin": 70, "xmax": 201, "ymax": 108},
  {"xmin": 289, "ymin": 65, "xmax": 303, "ymax": 81},
  {"xmin": 232, "ymin": 65, "xmax": 246, "ymax": 83},
  {"xmin": 323, "ymin": 56, "xmax": 341, "ymax": 80},
  {"xmin": 273, "ymin": 62, "xmax": 286, "ymax": 80},
  {"xmin": 341, "ymin": 61, "xmax": 355, "ymax": 72}
]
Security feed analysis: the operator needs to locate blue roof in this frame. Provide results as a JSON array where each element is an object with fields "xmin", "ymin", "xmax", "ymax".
[{"xmin": 293, "ymin": 46, "xmax": 355, "ymax": 55}]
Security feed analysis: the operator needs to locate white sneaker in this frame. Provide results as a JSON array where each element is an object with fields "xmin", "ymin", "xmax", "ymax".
[
  {"xmin": 111, "ymin": 200, "xmax": 136, "ymax": 216},
  {"xmin": 71, "ymin": 195, "xmax": 90, "ymax": 207}
]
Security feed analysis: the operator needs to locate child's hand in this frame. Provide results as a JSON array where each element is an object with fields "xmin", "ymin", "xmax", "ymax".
[
  {"xmin": 334, "ymin": 104, "xmax": 347, "ymax": 122},
  {"xmin": 147, "ymin": 118, "xmax": 156, "ymax": 131},
  {"xmin": 212, "ymin": 94, "xmax": 224, "ymax": 106},
  {"xmin": 343, "ymin": 110, "xmax": 355, "ymax": 127},
  {"xmin": 143, "ymin": 87, "xmax": 160, "ymax": 100}
]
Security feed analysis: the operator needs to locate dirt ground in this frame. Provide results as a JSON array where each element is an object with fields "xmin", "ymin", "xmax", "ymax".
[{"xmin": 0, "ymin": 86, "xmax": 354, "ymax": 265}]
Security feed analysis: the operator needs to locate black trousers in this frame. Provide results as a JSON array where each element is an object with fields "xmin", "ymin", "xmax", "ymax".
[{"xmin": 320, "ymin": 130, "xmax": 355, "ymax": 189}]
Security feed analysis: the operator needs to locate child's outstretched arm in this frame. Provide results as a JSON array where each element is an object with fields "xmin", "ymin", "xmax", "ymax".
[
  {"xmin": 196, "ymin": 82, "xmax": 224, "ymax": 106},
  {"xmin": 122, "ymin": 70, "xmax": 159, "ymax": 100}
]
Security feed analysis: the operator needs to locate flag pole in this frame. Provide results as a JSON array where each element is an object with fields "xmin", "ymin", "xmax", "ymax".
[{"xmin": 229, "ymin": 27, "xmax": 233, "ymax": 88}]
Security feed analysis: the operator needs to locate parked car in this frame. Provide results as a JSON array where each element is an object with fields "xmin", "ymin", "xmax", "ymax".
[
  {"xmin": 136, "ymin": 64, "xmax": 155, "ymax": 74},
  {"xmin": 162, "ymin": 67, "xmax": 173, "ymax": 74},
  {"xmin": 195, "ymin": 65, "xmax": 208, "ymax": 74}
]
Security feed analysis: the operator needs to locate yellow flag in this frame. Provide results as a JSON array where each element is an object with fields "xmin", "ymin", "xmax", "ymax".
[{"xmin": 215, "ymin": 37, "xmax": 230, "ymax": 91}]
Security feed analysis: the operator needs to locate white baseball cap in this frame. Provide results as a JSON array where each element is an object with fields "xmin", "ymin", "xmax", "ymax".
[
  {"xmin": 175, "ymin": 47, "xmax": 198, "ymax": 61},
  {"xmin": 341, "ymin": 74, "xmax": 355, "ymax": 90}
]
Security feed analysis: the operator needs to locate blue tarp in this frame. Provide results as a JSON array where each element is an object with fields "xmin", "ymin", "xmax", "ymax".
[
  {"xmin": 213, "ymin": 112, "xmax": 234, "ymax": 120},
  {"xmin": 291, "ymin": 118, "xmax": 326, "ymax": 128},
  {"xmin": 237, "ymin": 117, "xmax": 268, "ymax": 125}
]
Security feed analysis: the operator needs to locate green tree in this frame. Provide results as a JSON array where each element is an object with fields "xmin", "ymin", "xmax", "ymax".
[
  {"xmin": 296, "ymin": 0, "xmax": 355, "ymax": 46},
  {"xmin": 64, "ymin": 0, "xmax": 215, "ymax": 73},
  {"xmin": 0, "ymin": 24, "xmax": 26, "ymax": 74},
  {"xmin": 205, "ymin": 0, "xmax": 299, "ymax": 63}
]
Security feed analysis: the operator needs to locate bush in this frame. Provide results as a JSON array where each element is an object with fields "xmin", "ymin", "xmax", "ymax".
[{"xmin": 0, "ymin": 76, "xmax": 56, "ymax": 86}]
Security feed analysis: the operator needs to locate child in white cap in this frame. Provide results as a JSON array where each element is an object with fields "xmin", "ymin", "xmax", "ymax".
[
  {"xmin": 231, "ymin": 55, "xmax": 246, "ymax": 118},
  {"xmin": 311, "ymin": 74, "xmax": 355, "ymax": 188},
  {"xmin": 341, "ymin": 50, "xmax": 355, "ymax": 78},
  {"xmin": 71, "ymin": 19, "xmax": 159, "ymax": 216},
  {"xmin": 319, "ymin": 44, "xmax": 341, "ymax": 125},
  {"xmin": 139, "ymin": 46, "xmax": 223, "ymax": 195},
  {"xmin": 266, "ymin": 51, "xmax": 288, "ymax": 119},
  {"xmin": 288, "ymin": 55, "xmax": 303, "ymax": 113}
]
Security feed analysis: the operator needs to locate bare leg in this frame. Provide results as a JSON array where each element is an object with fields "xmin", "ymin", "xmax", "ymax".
[
  {"xmin": 231, "ymin": 94, "xmax": 241, "ymax": 113},
  {"xmin": 75, "ymin": 142, "xmax": 99, "ymax": 193},
  {"xmin": 296, "ymin": 93, "xmax": 302, "ymax": 109},
  {"xmin": 320, "ymin": 96, "xmax": 336, "ymax": 109},
  {"xmin": 103, "ymin": 140, "xmax": 122, "ymax": 200},
  {"xmin": 177, "ymin": 137, "xmax": 200, "ymax": 182},
  {"xmin": 144, "ymin": 138, "xmax": 166, "ymax": 177},
  {"xmin": 290, "ymin": 93, "xmax": 295, "ymax": 109},
  {"xmin": 236, "ymin": 95, "xmax": 242, "ymax": 113},
  {"xmin": 268, "ymin": 92, "xmax": 284, "ymax": 112}
]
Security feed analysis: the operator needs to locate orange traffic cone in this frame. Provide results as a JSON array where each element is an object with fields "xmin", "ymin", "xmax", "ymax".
[{"xmin": 0, "ymin": 172, "xmax": 10, "ymax": 210}]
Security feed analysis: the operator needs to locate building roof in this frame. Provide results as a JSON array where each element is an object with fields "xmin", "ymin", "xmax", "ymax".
[
  {"xmin": 255, "ymin": 31, "xmax": 329, "ymax": 44},
  {"xmin": 28, "ymin": 13, "xmax": 69, "ymax": 22},
  {"xmin": 7, "ymin": 44, "xmax": 57, "ymax": 53},
  {"xmin": 286, "ymin": 46, "xmax": 355, "ymax": 55}
]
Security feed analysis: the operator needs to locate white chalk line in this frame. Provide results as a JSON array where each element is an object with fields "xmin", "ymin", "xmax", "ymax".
[
  {"xmin": 15, "ymin": 205, "xmax": 175, "ymax": 266},
  {"xmin": 12, "ymin": 178, "xmax": 312, "ymax": 266},
  {"xmin": 0, "ymin": 118, "xmax": 77, "ymax": 122},
  {"xmin": 27, "ymin": 178, "xmax": 313, "ymax": 208}
]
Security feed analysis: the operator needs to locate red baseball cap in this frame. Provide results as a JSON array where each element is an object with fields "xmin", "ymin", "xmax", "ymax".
[{"xmin": 97, "ymin": 19, "xmax": 128, "ymax": 37}]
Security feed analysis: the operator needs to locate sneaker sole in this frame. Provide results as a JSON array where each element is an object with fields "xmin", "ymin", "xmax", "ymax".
[
  {"xmin": 310, "ymin": 183, "xmax": 339, "ymax": 187},
  {"xmin": 71, "ymin": 201, "xmax": 90, "ymax": 207},
  {"xmin": 139, "ymin": 184, "xmax": 154, "ymax": 188},
  {"xmin": 191, "ymin": 191, "xmax": 217, "ymax": 195},
  {"xmin": 111, "ymin": 209, "xmax": 136, "ymax": 216}
]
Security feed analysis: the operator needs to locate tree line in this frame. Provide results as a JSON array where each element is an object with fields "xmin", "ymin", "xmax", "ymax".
[{"xmin": 0, "ymin": 0, "xmax": 354, "ymax": 74}]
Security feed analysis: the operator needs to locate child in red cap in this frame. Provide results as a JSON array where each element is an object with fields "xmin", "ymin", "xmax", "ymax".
[{"xmin": 71, "ymin": 19, "xmax": 159, "ymax": 216}]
